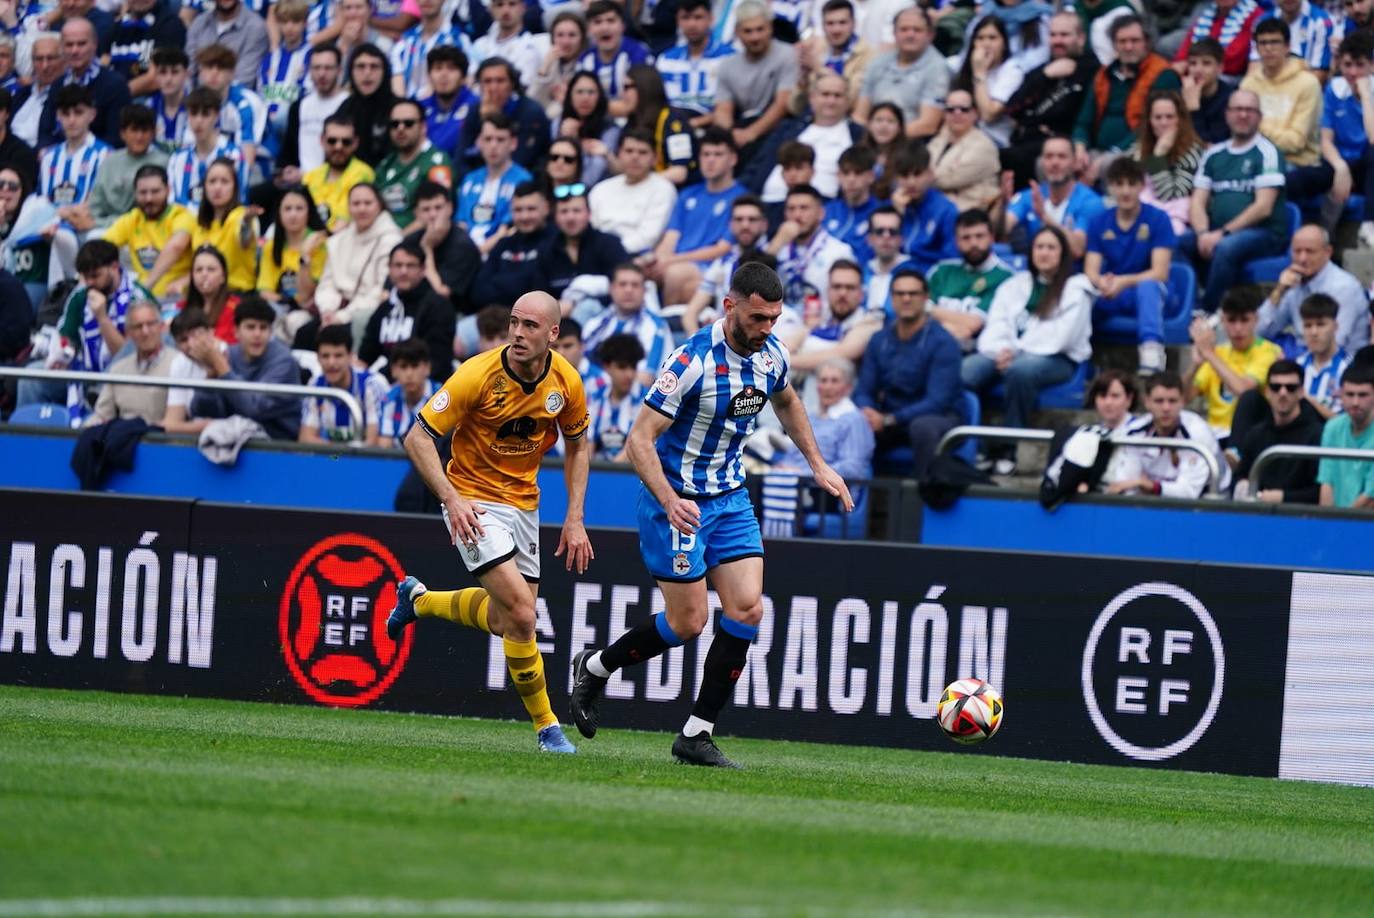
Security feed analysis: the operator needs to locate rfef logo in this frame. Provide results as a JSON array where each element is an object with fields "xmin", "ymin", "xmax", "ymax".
[
  {"xmin": 278, "ymin": 533, "xmax": 412, "ymax": 707},
  {"xmin": 1081, "ymin": 582, "xmax": 1225, "ymax": 762}
]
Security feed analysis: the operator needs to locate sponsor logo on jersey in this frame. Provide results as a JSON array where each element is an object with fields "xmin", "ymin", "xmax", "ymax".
[{"xmin": 728, "ymin": 385, "xmax": 766, "ymax": 418}]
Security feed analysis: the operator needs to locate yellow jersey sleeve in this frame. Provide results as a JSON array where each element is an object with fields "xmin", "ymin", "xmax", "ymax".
[
  {"xmin": 103, "ymin": 211, "xmax": 135, "ymax": 247},
  {"xmin": 170, "ymin": 207, "xmax": 196, "ymax": 237},
  {"xmin": 557, "ymin": 363, "xmax": 590, "ymax": 440}
]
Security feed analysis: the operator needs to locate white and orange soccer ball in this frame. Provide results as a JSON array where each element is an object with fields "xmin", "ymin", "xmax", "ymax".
[{"xmin": 936, "ymin": 678, "xmax": 1004, "ymax": 745}]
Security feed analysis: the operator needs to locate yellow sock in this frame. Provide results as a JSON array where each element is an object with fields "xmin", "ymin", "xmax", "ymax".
[
  {"xmin": 503, "ymin": 636, "xmax": 557, "ymax": 731},
  {"xmin": 413, "ymin": 588, "xmax": 490, "ymax": 632}
]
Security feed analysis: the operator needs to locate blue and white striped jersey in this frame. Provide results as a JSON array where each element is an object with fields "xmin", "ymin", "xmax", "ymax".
[
  {"xmin": 302, "ymin": 368, "xmax": 389, "ymax": 443},
  {"xmin": 167, "ymin": 135, "xmax": 249, "ymax": 207},
  {"xmin": 39, "ymin": 134, "xmax": 109, "ymax": 206},
  {"xmin": 589, "ymin": 381, "xmax": 646, "ymax": 460},
  {"xmin": 582, "ymin": 307, "xmax": 674, "ymax": 380},
  {"xmin": 144, "ymin": 92, "xmax": 187, "ymax": 154},
  {"xmin": 220, "ymin": 84, "xmax": 266, "ymax": 148},
  {"xmin": 577, "ymin": 38, "xmax": 653, "ymax": 99},
  {"xmin": 379, "ymin": 379, "xmax": 439, "ymax": 446},
  {"xmin": 643, "ymin": 320, "xmax": 791, "ymax": 497},
  {"xmin": 391, "ymin": 24, "xmax": 474, "ymax": 99},
  {"xmin": 656, "ymin": 40, "xmax": 736, "ymax": 117},
  {"xmin": 1299, "ymin": 348, "xmax": 1352, "ymax": 416},
  {"xmin": 306, "ymin": 0, "xmax": 334, "ymax": 43},
  {"xmin": 259, "ymin": 44, "xmax": 312, "ymax": 132}
]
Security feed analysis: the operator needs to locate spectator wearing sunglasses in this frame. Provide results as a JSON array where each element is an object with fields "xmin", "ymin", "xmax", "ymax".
[
  {"xmin": 537, "ymin": 181, "xmax": 629, "ymax": 314},
  {"xmin": 375, "ymin": 98, "xmax": 455, "ymax": 236},
  {"xmin": 1232, "ymin": 360, "xmax": 1323, "ymax": 503}
]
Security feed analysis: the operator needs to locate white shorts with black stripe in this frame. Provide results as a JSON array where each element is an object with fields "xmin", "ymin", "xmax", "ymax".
[{"xmin": 441, "ymin": 501, "xmax": 541, "ymax": 582}]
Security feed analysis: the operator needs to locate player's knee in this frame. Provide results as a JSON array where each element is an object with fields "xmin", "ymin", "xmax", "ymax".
[
  {"xmin": 666, "ymin": 607, "xmax": 707, "ymax": 641},
  {"xmin": 502, "ymin": 598, "xmax": 537, "ymax": 640},
  {"xmin": 727, "ymin": 597, "xmax": 764, "ymax": 628}
]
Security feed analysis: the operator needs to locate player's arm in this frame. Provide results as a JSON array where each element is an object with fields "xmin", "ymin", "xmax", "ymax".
[
  {"xmin": 557, "ymin": 431, "xmax": 595, "ymax": 574},
  {"xmin": 145, "ymin": 229, "xmax": 192, "ymax": 290},
  {"xmin": 770, "ymin": 383, "xmax": 855, "ymax": 511},
  {"xmin": 625, "ymin": 404, "xmax": 702, "ymax": 535},
  {"xmin": 407, "ymin": 386, "xmax": 487, "ymax": 544}
]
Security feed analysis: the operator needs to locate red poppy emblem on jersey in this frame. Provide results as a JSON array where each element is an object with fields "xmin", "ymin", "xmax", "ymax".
[{"xmin": 279, "ymin": 533, "xmax": 413, "ymax": 708}]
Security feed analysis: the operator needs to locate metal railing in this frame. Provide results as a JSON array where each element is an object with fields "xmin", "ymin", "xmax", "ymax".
[
  {"xmin": 936, "ymin": 425, "xmax": 1224, "ymax": 495},
  {"xmin": 1249, "ymin": 444, "xmax": 1374, "ymax": 491},
  {"xmin": 0, "ymin": 366, "xmax": 364, "ymax": 432}
]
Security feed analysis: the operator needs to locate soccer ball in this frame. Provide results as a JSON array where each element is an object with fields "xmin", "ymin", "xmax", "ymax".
[{"xmin": 937, "ymin": 678, "xmax": 1004, "ymax": 744}]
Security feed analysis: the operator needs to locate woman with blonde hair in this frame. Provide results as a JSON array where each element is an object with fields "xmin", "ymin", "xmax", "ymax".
[{"xmin": 1132, "ymin": 91, "xmax": 1206, "ymax": 235}]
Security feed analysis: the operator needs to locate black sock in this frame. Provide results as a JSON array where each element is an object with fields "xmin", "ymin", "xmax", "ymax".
[
  {"xmin": 691, "ymin": 630, "xmax": 751, "ymax": 724},
  {"xmin": 599, "ymin": 613, "xmax": 680, "ymax": 672}
]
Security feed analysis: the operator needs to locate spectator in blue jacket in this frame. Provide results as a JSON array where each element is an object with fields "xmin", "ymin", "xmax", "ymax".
[
  {"xmin": 854, "ymin": 265, "xmax": 964, "ymax": 478},
  {"xmin": 888, "ymin": 143, "xmax": 959, "ymax": 273},
  {"xmin": 454, "ymin": 57, "xmax": 550, "ymax": 177},
  {"xmin": 1003, "ymin": 134, "xmax": 1104, "ymax": 260},
  {"xmin": 190, "ymin": 294, "xmax": 303, "ymax": 440},
  {"xmin": 471, "ymin": 180, "xmax": 556, "ymax": 307}
]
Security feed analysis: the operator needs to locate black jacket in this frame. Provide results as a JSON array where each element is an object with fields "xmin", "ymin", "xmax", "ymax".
[
  {"xmin": 535, "ymin": 228, "xmax": 629, "ymax": 301},
  {"xmin": 454, "ymin": 95, "xmax": 550, "ymax": 178},
  {"xmin": 1192, "ymin": 81, "xmax": 1235, "ymax": 145},
  {"xmin": 0, "ymin": 268, "xmax": 30, "ymax": 361},
  {"xmin": 404, "ymin": 227, "xmax": 481, "ymax": 315},
  {"xmin": 36, "ymin": 67, "xmax": 133, "ymax": 149},
  {"xmin": 472, "ymin": 223, "xmax": 558, "ymax": 307},
  {"xmin": 358, "ymin": 280, "xmax": 457, "ymax": 382},
  {"xmin": 1006, "ymin": 53, "xmax": 1100, "ymax": 145},
  {"xmin": 1235, "ymin": 401, "xmax": 1324, "ymax": 503}
]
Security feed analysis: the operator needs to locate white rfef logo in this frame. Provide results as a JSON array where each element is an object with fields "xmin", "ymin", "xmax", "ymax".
[
  {"xmin": 655, "ymin": 371, "xmax": 678, "ymax": 395},
  {"xmin": 430, "ymin": 390, "xmax": 450, "ymax": 412},
  {"xmin": 1081, "ymin": 582, "xmax": 1225, "ymax": 762},
  {"xmin": 545, "ymin": 391, "xmax": 564, "ymax": 414}
]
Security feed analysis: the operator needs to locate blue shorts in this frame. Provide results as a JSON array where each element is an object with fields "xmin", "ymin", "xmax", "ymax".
[{"xmin": 637, "ymin": 483, "xmax": 764, "ymax": 582}]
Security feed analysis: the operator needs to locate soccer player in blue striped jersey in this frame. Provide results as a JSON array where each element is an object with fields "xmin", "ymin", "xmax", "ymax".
[
  {"xmin": 41, "ymin": 85, "xmax": 109, "ymax": 212},
  {"xmin": 570, "ymin": 262, "xmax": 853, "ymax": 767}
]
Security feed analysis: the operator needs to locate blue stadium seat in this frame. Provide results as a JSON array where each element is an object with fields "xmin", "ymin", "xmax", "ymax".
[
  {"xmin": 802, "ymin": 486, "xmax": 869, "ymax": 539},
  {"xmin": 7, "ymin": 403, "xmax": 70, "ymax": 428},
  {"xmin": 872, "ymin": 388, "xmax": 980, "ymax": 476},
  {"xmin": 1035, "ymin": 359, "xmax": 1094, "ymax": 410},
  {"xmin": 955, "ymin": 388, "xmax": 980, "ymax": 464},
  {"xmin": 1239, "ymin": 203, "xmax": 1299, "ymax": 283},
  {"xmin": 1094, "ymin": 261, "xmax": 1196, "ymax": 345},
  {"xmin": 992, "ymin": 242, "xmax": 1028, "ymax": 272}
]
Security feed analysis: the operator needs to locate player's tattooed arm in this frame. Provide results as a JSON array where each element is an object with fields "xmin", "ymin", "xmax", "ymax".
[{"xmin": 771, "ymin": 384, "xmax": 855, "ymax": 512}]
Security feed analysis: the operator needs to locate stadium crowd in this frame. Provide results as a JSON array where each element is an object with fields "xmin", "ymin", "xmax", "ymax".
[{"xmin": 1, "ymin": 0, "xmax": 1373, "ymax": 509}]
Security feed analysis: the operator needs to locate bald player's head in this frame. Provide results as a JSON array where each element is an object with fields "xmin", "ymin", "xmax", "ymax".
[{"xmin": 507, "ymin": 291, "xmax": 561, "ymax": 365}]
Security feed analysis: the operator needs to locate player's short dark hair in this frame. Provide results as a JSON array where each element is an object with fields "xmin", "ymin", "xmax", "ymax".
[
  {"xmin": 513, "ymin": 179, "xmax": 550, "ymax": 202},
  {"xmin": 829, "ymin": 258, "xmax": 863, "ymax": 280},
  {"xmin": 134, "ymin": 164, "xmax": 169, "ymax": 185},
  {"xmin": 784, "ymin": 183, "xmax": 825, "ymax": 205},
  {"xmin": 890, "ymin": 142, "xmax": 930, "ymax": 177},
  {"xmin": 729, "ymin": 261, "xmax": 784, "ymax": 303},
  {"xmin": 170, "ymin": 307, "xmax": 212, "ymax": 338},
  {"xmin": 1299, "ymin": 292, "xmax": 1340, "ymax": 321},
  {"xmin": 955, "ymin": 208, "xmax": 992, "ymax": 231},
  {"xmin": 75, "ymin": 239, "xmax": 119, "ymax": 273},
  {"xmin": 736, "ymin": 248, "xmax": 778, "ymax": 272},
  {"xmin": 1339, "ymin": 29, "xmax": 1374, "ymax": 61},
  {"xmin": 234, "ymin": 293, "xmax": 276, "ymax": 326},
  {"xmin": 1144, "ymin": 370, "xmax": 1185, "ymax": 396},
  {"xmin": 427, "ymin": 44, "xmax": 468, "ymax": 72},
  {"xmin": 1104, "ymin": 156, "xmax": 1146, "ymax": 186},
  {"xmin": 586, "ymin": 0, "xmax": 623, "ymax": 22},
  {"xmin": 596, "ymin": 333, "xmax": 645, "ymax": 368},
  {"xmin": 1109, "ymin": 13, "xmax": 1146, "ymax": 42},
  {"xmin": 838, "ymin": 144, "xmax": 877, "ymax": 173},
  {"xmin": 1254, "ymin": 17, "xmax": 1290, "ymax": 44},
  {"xmin": 476, "ymin": 304, "xmax": 511, "ymax": 338},
  {"xmin": 414, "ymin": 180, "xmax": 451, "ymax": 205},
  {"xmin": 390, "ymin": 239, "xmax": 425, "ymax": 263},
  {"xmin": 890, "ymin": 264, "xmax": 927, "ymax": 292},
  {"xmin": 120, "ymin": 105, "xmax": 155, "ymax": 132},
  {"xmin": 1187, "ymin": 37, "xmax": 1224, "ymax": 62},
  {"xmin": 195, "ymin": 43, "xmax": 239, "ymax": 71},
  {"xmin": 618, "ymin": 126, "xmax": 656, "ymax": 152},
  {"xmin": 316, "ymin": 324, "xmax": 353, "ymax": 351},
  {"xmin": 732, "ymin": 193, "xmax": 766, "ymax": 216},
  {"xmin": 390, "ymin": 338, "xmax": 431, "ymax": 367},
  {"xmin": 311, "ymin": 43, "xmax": 342, "ymax": 66},
  {"xmin": 186, "ymin": 87, "xmax": 222, "ymax": 115},
  {"xmin": 1220, "ymin": 286, "xmax": 1263, "ymax": 316},
  {"xmin": 677, "ymin": 0, "xmax": 711, "ymax": 14},
  {"xmin": 698, "ymin": 125, "xmax": 737, "ymax": 154},
  {"xmin": 558, "ymin": 317, "xmax": 583, "ymax": 341},
  {"xmin": 777, "ymin": 140, "xmax": 815, "ymax": 167},
  {"xmin": 1268, "ymin": 359, "xmax": 1302, "ymax": 383},
  {"xmin": 151, "ymin": 46, "xmax": 189, "ymax": 70},
  {"xmin": 53, "ymin": 84, "xmax": 94, "ymax": 112}
]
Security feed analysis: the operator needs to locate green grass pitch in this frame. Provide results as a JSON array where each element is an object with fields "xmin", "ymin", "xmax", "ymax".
[{"xmin": 1, "ymin": 686, "xmax": 1372, "ymax": 917}]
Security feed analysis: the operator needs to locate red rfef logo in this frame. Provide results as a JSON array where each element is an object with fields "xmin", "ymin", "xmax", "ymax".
[{"xmin": 278, "ymin": 533, "xmax": 413, "ymax": 707}]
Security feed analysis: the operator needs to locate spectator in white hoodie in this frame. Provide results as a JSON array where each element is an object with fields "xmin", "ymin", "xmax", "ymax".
[
  {"xmin": 313, "ymin": 182, "xmax": 403, "ymax": 345},
  {"xmin": 962, "ymin": 224, "xmax": 1094, "ymax": 473}
]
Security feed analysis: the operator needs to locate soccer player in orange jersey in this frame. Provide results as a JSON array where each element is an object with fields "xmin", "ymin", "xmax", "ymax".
[{"xmin": 386, "ymin": 290, "xmax": 594, "ymax": 753}]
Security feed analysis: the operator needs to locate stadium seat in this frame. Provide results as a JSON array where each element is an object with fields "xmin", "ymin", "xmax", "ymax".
[
  {"xmin": 6, "ymin": 403, "xmax": 70, "ymax": 428},
  {"xmin": 987, "ymin": 360, "xmax": 1092, "ymax": 411},
  {"xmin": 1240, "ymin": 203, "xmax": 1300, "ymax": 283},
  {"xmin": 1093, "ymin": 261, "xmax": 1196, "ymax": 346},
  {"xmin": 802, "ymin": 486, "xmax": 869, "ymax": 539},
  {"xmin": 872, "ymin": 388, "xmax": 980, "ymax": 477},
  {"xmin": 992, "ymin": 242, "xmax": 1028, "ymax": 272}
]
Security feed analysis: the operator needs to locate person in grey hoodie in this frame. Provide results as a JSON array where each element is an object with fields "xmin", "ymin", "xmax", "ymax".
[{"xmin": 191, "ymin": 293, "xmax": 303, "ymax": 439}]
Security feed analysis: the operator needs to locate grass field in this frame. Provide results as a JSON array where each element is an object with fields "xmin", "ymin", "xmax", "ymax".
[{"xmin": 1, "ymin": 686, "xmax": 1371, "ymax": 918}]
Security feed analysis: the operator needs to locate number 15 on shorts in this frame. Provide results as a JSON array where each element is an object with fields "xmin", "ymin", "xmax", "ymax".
[{"xmin": 670, "ymin": 526, "xmax": 696, "ymax": 552}]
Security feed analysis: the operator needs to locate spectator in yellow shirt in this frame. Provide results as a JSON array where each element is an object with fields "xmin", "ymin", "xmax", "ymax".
[
  {"xmin": 100, "ymin": 165, "xmax": 194, "ymax": 299},
  {"xmin": 303, "ymin": 113, "xmax": 376, "ymax": 232},
  {"xmin": 1189, "ymin": 288, "xmax": 1284, "ymax": 441}
]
